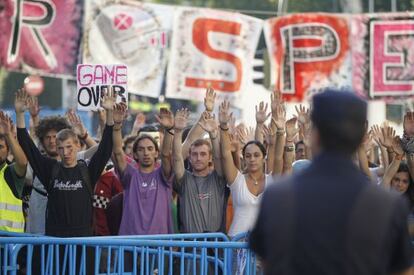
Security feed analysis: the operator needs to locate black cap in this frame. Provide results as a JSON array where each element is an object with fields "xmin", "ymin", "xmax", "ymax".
[{"xmin": 311, "ymin": 89, "xmax": 367, "ymax": 154}]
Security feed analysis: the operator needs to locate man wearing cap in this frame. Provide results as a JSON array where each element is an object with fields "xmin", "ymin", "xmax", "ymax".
[{"xmin": 250, "ymin": 89, "xmax": 413, "ymax": 274}]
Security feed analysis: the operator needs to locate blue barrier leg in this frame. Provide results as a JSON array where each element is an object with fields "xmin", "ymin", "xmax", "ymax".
[
  {"xmin": 133, "ymin": 246, "xmax": 137, "ymax": 275},
  {"xmin": 93, "ymin": 245, "xmax": 99, "ymax": 275},
  {"xmin": 140, "ymin": 247, "xmax": 145, "ymax": 275}
]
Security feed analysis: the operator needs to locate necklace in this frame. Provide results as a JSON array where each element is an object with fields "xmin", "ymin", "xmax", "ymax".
[{"xmin": 248, "ymin": 173, "xmax": 264, "ymax": 185}]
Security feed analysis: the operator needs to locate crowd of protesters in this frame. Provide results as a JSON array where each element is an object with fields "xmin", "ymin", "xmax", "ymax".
[{"xmin": 1, "ymin": 85, "xmax": 414, "ymax": 273}]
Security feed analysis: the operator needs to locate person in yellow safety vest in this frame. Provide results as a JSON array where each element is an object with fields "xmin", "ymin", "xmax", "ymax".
[{"xmin": 0, "ymin": 111, "xmax": 28, "ymax": 233}]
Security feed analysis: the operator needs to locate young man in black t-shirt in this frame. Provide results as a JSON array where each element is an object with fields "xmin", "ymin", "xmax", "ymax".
[{"xmin": 15, "ymin": 88, "xmax": 115, "ymax": 237}]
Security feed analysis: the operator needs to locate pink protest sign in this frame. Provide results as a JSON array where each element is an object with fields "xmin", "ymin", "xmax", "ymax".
[{"xmin": 77, "ymin": 64, "xmax": 128, "ymax": 111}]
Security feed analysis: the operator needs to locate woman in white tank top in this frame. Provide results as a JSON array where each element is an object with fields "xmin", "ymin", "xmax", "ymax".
[{"xmin": 218, "ymin": 101, "xmax": 275, "ymax": 237}]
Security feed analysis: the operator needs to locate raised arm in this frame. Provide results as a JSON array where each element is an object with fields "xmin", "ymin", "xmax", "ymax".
[
  {"xmin": 255, "ymin": 102, "xmax": 271, "ymax": 144},
  {"xmin": 358, "ymin": 127, "xmax": 373, "ymax": 180},
  {"xmin": 27, "ymin": 96, "xmax": 40, "ymax": 139},
  {"xmin": 283, "ymin": 118, "xmax": 298, "ymax": 174},
  {"xmin": 295, "ymin": 105, "xmax": 312, "ymax": 159},
  {"xmin": 219, "ymin": 101, "xmax": 238, "ymax": 185},
  {"xmin": 182, "ymin": 88, "xmax": 215, "ymax": 158},
  {"xmin": 112, "ymin": 103, "xmax": 128, "ymax": 173},
  {"xmin": 155, "ymin": 108, "xmax": 175, "ymax": 179},
  {"xmin": 173, "ymin": 108, "xmax": 189, "ymax": 182},
  {"xmin": 381, "ymin": 137, "xmax": 404, "ymax": 188},
  {"xmin": 87, "ymin": 88, "xmax": 115, "ymax": 186},
  {"xmin": 66, "ymin": 109, "xmax": 97, "ymax": 148},
  {"xmin": 263, "ymin": 125, "xmax": 276, "ymax": 174},
  {"xmin": 272, "ymin": 104, "xmax": 286, "ymax": 175},
  {"xmin": 372, "ymin": 125, "xmax": 389, "ymax": 168},
  {"xmin": 0, "ymin": 112, "xmax": 27, "ymax": 177},
  {"xmin": 15, "ymin": 89, "xmax": 55, "ymax": 185},
  {"xmin": 198, "ymin": 111, "xmax": 222, "ymax": 176},
  {"xmin": 96, "ymin": 108, "xmax": 106, "ymax": 139}
]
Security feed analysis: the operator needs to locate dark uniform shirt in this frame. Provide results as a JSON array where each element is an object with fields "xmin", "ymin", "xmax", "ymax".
[{"xmin": 250, "ymin": 152, "xmax": 413, "ymax": 275}]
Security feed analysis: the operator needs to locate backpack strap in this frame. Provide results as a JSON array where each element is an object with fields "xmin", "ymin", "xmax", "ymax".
[
  {"xmin": 47, "ymin": 162, "xmax": 61, "ymax": 194},
  {"xmin": 33, "ymin": 185, "xmax": 48, "ymax": 197},
  {"xmin": 77, "ymin": 159, "xmax": 93, "ymax": 199}
]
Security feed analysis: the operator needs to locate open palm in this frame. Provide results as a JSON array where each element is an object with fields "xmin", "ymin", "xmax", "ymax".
[
  {"xmin": 156, "ymin": 108, "xmax": 174, "ymax": 129},
  {"xmin": 15, "ymin": 88, "xmax": 29, "ymax": 113}
]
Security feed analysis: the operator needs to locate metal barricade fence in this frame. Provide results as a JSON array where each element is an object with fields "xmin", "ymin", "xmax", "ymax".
[{"xmin": 0, "ymin": 231, "xmax": 262, "ymax": 275}]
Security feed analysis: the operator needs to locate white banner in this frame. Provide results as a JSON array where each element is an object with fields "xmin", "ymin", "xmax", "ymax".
[
  {"xmin": 77, "ymin": 64, "xmax": 128, "ymax": 111},
  {"xmin": 83, "ymin": 1, "xmax": 174, "ymax": 98},
  {"xmin": 165, "ymin": 7, "xmax": 263, "ymax": 107}
]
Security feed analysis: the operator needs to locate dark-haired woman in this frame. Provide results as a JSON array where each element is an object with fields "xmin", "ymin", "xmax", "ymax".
[
  {"xmin": 381, "ymin": 136, "xmax": 414, "ymax": 204},
  {"xmin": 219, "ymin": 101, "xmax": 273, "ymax": 273}
]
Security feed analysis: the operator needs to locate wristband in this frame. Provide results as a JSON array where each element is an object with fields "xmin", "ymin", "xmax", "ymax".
[
  {"xmin": 284, "ymin": 145, "xmax": 295, "ymax": 152},
  {"xmin": 78, "ymin": 131, "xmax": 88, "ymax": 140},
  {"xmin": 166, "ymin": 129, "xmax": 174, "ymax": 136},
  {"xmin": 395, "ymin": 154, "xmax": 404, "ymax": 160},
  {"xmin": 276, "ymin": 130, "xmax": 285, "ymax": 136},
  {"xmin": 220, "ymin": 125, "xmax": 229, "ymax": 131},
  {"xmin": 113, "ymin": 125, "xmax": 122, "ymax": 131}
]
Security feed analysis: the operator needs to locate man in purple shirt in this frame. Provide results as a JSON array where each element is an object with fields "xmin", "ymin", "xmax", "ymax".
[{"xmin": 112, "ymin": 104, "xmax": 174, "ymax": 235}]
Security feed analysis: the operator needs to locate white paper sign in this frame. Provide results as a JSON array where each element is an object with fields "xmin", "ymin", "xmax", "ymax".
[{"xmin": 77, "ymin": 64, "xmax": 128, "ymax": 111}]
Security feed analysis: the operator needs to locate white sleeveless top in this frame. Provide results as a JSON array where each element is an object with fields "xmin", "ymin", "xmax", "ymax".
[{"xmin": 228, "ymin": 171, "xmax": 273, "ymax": 237}]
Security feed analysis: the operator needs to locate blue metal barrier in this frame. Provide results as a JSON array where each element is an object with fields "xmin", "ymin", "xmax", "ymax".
[{"xmin": 0, "ymin": 232, "xmax": 261, "ymax": 275}]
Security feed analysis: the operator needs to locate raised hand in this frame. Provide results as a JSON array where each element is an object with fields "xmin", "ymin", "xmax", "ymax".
[
  {"xmin": 255, "ymin": 101, "xmax": 271, "ymax": 124},
  {"xmin": 381, "ymin": 125, "xmax": 396, "ymax": 149},
  {"xmin": 371, "ymin": 125, "xmax": 384, "ymax": 146},
  {"xmin": 113, "ymin": 102, "xmax": 127, "ymax": 125},
  {"xmin": 15, "ymin": 88, "xmax": 29, "ymax": 114},
  {"xmin": 0, "ymin": 111, "xmax": 13, "ymax": 135},
  {"xmin": 272, "ymin": 104, "xmax": 286, "ymax": 130},
  {"xmin": 263, "ymin": 124, "xmax": 275, "ymax": 145},
  {"xmin": 229, "ymin": 133, "xmax": 240, "ymax": 153},
  {"xmin": 133, "ymin": 112, "xmax": 146, "ymax": 129},
  {"xmin": 100, "ymin": 86, "xmax": 116, "ymax": 110},
  {"xmin": 155, "ymin": 108, "xmax": 174, "ymax": 130},
  {"xmin": 174, "ymin": 108, "xmax": 189, "ymax": 130},
  {"xmin": 270, "ymin": 89, "xmax": 283, "ymax": 116},
  {"xmin": 286, "ymin": 117, "xmax": 299, "ymax": 142},
  {"xmin": 235, "ymin": 124, "xmax": 248, "ymax": 145},
  {"xmin": 204, "ymin": 87, "xmax": 216, "ymax": 112},
  {"xmin": 404, "ymin": 111, "xmax": 414, "ymax": 137},
  {"xmin": 198, "ymin": 111, "xmax": 218, "ymax": 134},
  {"xmin": 66, "ymin": 109, "xmax": 87, "ymax": 137},
  {"xmin": 28, "ymin": 96, "xmax": 40, "ymax": 117},
  {"xmin": 219, "ymin": 100, "xmax": 232, "ymax": 127},
  {"xmin": 246, "ymin": 126, "xmax": 255, "ymax": 142},
  {"xmin": 391, "ymin": 136, "xmax": 404, "ymax": 156},
  {"xmin": 295, "ymin": 104, "xmax": 310, "ymax": 126}
]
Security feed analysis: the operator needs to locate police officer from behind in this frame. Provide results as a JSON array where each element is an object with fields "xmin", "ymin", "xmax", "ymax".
[{"xmin": 250, "ymin": 90, "xmax": 413, "ymax": 275}]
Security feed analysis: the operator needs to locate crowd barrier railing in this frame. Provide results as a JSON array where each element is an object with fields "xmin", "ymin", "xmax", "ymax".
[{"xmin": 0, "ymin": 231, "xmax": 261, "ymax": 275}]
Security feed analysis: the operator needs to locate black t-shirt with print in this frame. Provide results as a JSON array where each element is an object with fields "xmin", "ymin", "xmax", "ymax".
[{"xmin": 17, "ymin": 125, "xmax": 113, "ymax": 237}]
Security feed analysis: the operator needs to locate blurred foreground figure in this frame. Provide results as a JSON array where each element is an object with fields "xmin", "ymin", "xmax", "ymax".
[{"xmin": 250, "ymin": 90, "xmax": 413, "ymax": 275}]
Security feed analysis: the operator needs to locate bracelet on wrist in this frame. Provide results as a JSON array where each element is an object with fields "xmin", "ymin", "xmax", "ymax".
[
  {"xmin": 78, "ymin": 131, "xmax": 88, "ymax": 140},
  {"xmin": 284, "ymin": 145, "xmax": 295, "ymax": 152},
  {"xmin": 166, "ymin": 129, "xmax": 174, "ymax": 136},
  {"xmin": 276, "ymin": 130, "xmax": 285, "ymax": 136},
  {"xmin": 395, "ymin": 154, "xmax": 404, "ymax": 160},
  {"xmin": 220, "ymin": 125, "xmax": 229, "ymax": 131},
  {"xmin": 113, "ymin": 124, "xmax": 122, "ymax": 131}
]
